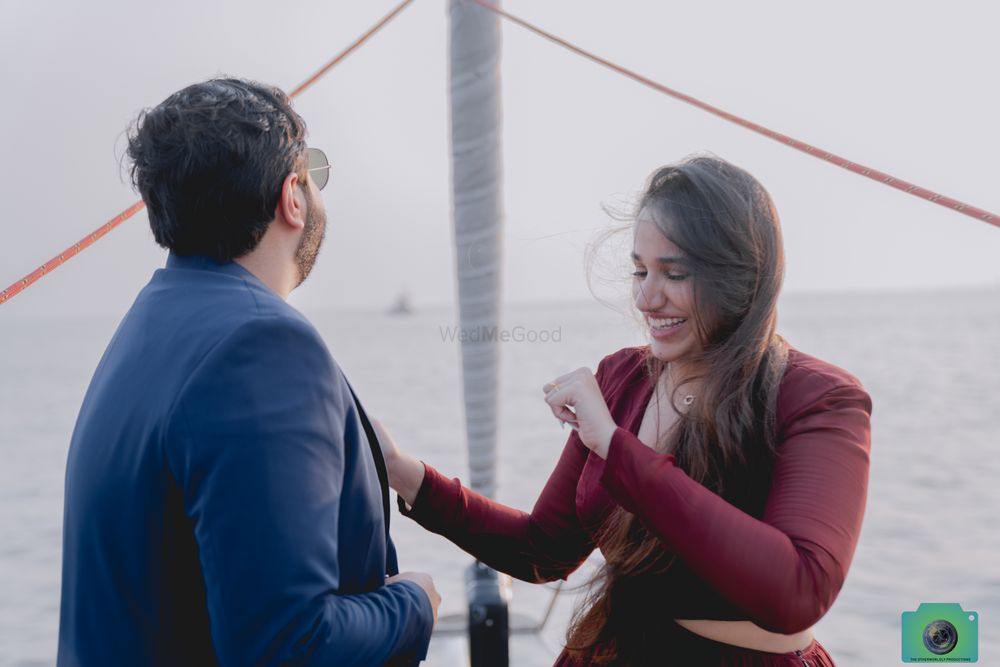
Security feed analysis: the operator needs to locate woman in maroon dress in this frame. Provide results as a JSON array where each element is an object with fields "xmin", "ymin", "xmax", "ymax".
[{"xmin": 376, "ymin": 156, "xmax": 871, "ymax": 666}]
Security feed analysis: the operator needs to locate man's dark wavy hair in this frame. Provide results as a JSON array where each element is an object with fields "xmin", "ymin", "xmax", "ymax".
[{"xmin": 127, "ymin": 78, "xmax": 308, "ymax": 262}]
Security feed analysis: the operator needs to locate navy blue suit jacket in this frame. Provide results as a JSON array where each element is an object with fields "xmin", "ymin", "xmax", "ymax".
[{"xmin": 58, "ymin": 254, "xmax": 432, "ymax": 666}]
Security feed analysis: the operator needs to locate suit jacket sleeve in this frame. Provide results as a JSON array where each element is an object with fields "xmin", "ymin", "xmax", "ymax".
[{"xmin": 165, "ymin": 316, "xmax": 433, "ymax": 666}]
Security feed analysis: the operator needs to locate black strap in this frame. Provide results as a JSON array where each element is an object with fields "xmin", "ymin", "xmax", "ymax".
[{"xmin": 346, "ymin": 384, "xmax": 391, "ymax": 542}]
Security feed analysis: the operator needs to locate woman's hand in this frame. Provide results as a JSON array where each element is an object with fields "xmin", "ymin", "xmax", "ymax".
[
  {"xmin": 371, "ymin": 417, "xmax": 426, "ymax": 508},
  {"xmin": 543, "ymin": 368, "xmax": 618, "ymax": 458}
]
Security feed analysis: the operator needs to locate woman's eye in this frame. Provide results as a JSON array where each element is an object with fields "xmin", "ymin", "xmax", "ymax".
[
  {"xmin": 631, "ymin": 270, "xmax": 647, "ymax": 278},
  {"xmin": 666, "ymin": 272, "xmax": 689, "ymax": 281}
]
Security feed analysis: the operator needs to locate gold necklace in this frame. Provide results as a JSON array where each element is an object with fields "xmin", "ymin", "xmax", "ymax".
[{"xmin": 662, "ymin": 363, "xmax": 696, "ymax": 408}]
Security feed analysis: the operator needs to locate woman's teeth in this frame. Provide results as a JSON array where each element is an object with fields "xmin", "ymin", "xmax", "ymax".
[{"xmin": 650, "ymin": 317, "xmax": 686, "ymax": 329}]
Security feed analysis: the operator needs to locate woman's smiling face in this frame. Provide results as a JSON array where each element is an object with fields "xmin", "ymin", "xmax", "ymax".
[{"xmin": 631, "ymin": 213, "xmax": 707, "ymax": 364}]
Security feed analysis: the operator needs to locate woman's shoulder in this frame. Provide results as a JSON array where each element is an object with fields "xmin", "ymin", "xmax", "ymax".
[
  {"xmin": 777, "ymin": 345, "xmax": 871, "ymax": 424},
  {"xmin": 782, "ymin": 346, "xmax": 865, "ymax": 390},
  {"xmin": 595, "ymin": 345, "xmax": 648, "ymax": 380}
]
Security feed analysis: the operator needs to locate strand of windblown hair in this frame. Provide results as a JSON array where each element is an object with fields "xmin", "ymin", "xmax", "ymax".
[
  {"xmin": 0, "ymin": 0, "xmax": 417, "ymax": 307},
  {"xmin": 472, "ymin": 0, "xmax": 999, "ymax": 229}
]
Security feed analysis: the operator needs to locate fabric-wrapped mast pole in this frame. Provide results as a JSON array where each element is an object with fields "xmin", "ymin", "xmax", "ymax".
[
  {"xmin": 450, "ymin": 0, "xmax": 504, "ymax": 500},
  {"xmin": 450, "ymin": 0, "xmax": 511, "ymax": 665}
]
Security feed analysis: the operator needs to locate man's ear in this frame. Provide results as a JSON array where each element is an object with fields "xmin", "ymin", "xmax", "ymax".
[{"xmin": 276, "ymin": 172, "xmax": 306, "ymax": 231}]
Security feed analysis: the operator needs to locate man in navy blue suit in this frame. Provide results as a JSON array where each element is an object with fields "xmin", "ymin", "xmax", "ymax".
[{"xmin": 58, "ymin": 78, "xmax": 439, "ymax": 666}]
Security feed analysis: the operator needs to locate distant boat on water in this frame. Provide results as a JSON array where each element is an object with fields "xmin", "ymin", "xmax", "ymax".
[{"xmin": 387, "ymin": 292, "xmax": 413, "ymax": 316}]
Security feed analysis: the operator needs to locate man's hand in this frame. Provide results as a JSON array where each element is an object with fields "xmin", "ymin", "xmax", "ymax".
[{"xmin": 387, "ymin": 571, "xmax": 441, "ymax": 623}]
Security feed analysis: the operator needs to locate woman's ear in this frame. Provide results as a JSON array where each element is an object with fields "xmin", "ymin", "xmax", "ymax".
[{"xmin": 276, "ymin": 172, "xmax": 306, "ymax": 231}]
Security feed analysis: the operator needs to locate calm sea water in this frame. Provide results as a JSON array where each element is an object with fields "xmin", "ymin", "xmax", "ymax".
[{"xmin": 2, "ymin": 288, "xmax": 998, "ymax": 666}]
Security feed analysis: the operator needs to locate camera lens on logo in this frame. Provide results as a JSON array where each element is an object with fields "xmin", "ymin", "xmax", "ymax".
[{"xmin": 922, "ymin": 619, "xmax": 959, "ymax": 655}]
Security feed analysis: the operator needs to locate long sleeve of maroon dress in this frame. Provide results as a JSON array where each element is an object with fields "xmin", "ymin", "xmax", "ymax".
[{"xmin": 400, "ymin": 345, "xmax": 871, "ymax": 636}]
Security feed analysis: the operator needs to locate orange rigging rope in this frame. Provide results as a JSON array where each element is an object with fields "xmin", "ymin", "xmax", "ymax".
[
  {"xmin": 4, "ymin": 0, "xmax": 996, "ymax": 307},
  {"xmin": 472, "ymin": 0, "xmax": 999, "ymax": 230},
  {"xmin": 0, "ymin": 0, "xmax": 417, "ymax": 307}
]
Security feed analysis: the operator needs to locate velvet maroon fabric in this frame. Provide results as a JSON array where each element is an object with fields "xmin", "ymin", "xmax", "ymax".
[{"xmin": 401, "ymin": 345, "xmax": 870, "ymax": 665}]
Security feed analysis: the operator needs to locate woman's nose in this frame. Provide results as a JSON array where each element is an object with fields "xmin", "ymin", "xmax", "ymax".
[{"xmin": 634, "ymin": 280, "xmax": 664, "ymax": 311}]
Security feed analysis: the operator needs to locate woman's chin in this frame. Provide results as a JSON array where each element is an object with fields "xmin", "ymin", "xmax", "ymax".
[
  {"xmin": 648, "ymin": 339, "xmax": 694, "ymax": 365},
  {"xmin": 649, "ymin": 342, "xmax": 678, "ymax": 363}
]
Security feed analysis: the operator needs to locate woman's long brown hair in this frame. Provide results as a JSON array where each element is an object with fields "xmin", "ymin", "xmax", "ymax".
[{"xmin": 566, "ymin": 156, "xmax": 789, "ymax": 664}]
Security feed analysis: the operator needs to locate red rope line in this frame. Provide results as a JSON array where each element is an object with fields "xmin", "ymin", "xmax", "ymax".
[
  {"xmin": 0, "ymin": 201, "xmax": 147, "ymax": 306},
  {"xmin": 0, "ymin": 0, "xmax": 417, "ymax": 307},
  {"xmin": 472, "ymin": 0, "xmax": 999, "ymax": 230},
  {"xmin": 288, "ymin": 0, "xmax": 417, "ymax": 99}
]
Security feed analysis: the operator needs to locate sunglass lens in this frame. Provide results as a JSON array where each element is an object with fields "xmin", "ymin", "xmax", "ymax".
[{"xmin": 306, "ymin": 147, "xmax": 330, "ymax": 190}]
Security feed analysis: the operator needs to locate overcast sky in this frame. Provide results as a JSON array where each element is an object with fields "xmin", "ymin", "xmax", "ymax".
[{"xmin": 1, "ymin": 0, "xmax": 998, "ymax": 320}]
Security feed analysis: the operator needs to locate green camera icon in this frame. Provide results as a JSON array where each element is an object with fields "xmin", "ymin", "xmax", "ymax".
[{"xmin": 902, "ymin": 603, "xmax": 978, "ymax": 662}]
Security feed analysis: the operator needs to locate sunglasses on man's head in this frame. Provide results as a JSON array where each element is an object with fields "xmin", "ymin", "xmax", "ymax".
[{"xmin": 305, "ymin": 147, "xmax": 331, "ymax": 191}]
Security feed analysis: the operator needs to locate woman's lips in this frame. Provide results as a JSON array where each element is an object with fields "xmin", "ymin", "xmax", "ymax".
[{"xmin": 649, "ymin": 317, "xmax": 686, "ymax": 339}]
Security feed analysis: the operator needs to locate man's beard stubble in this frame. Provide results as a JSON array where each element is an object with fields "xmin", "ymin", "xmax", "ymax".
[{"xmin": 294, "ymin": 195, "xmax": 325, "ymax": 287}]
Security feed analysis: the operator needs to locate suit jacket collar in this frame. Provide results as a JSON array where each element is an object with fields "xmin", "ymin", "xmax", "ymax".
[{"xmin": 165, "ymin": 253, "xmax": 270, "ymax": 291}]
